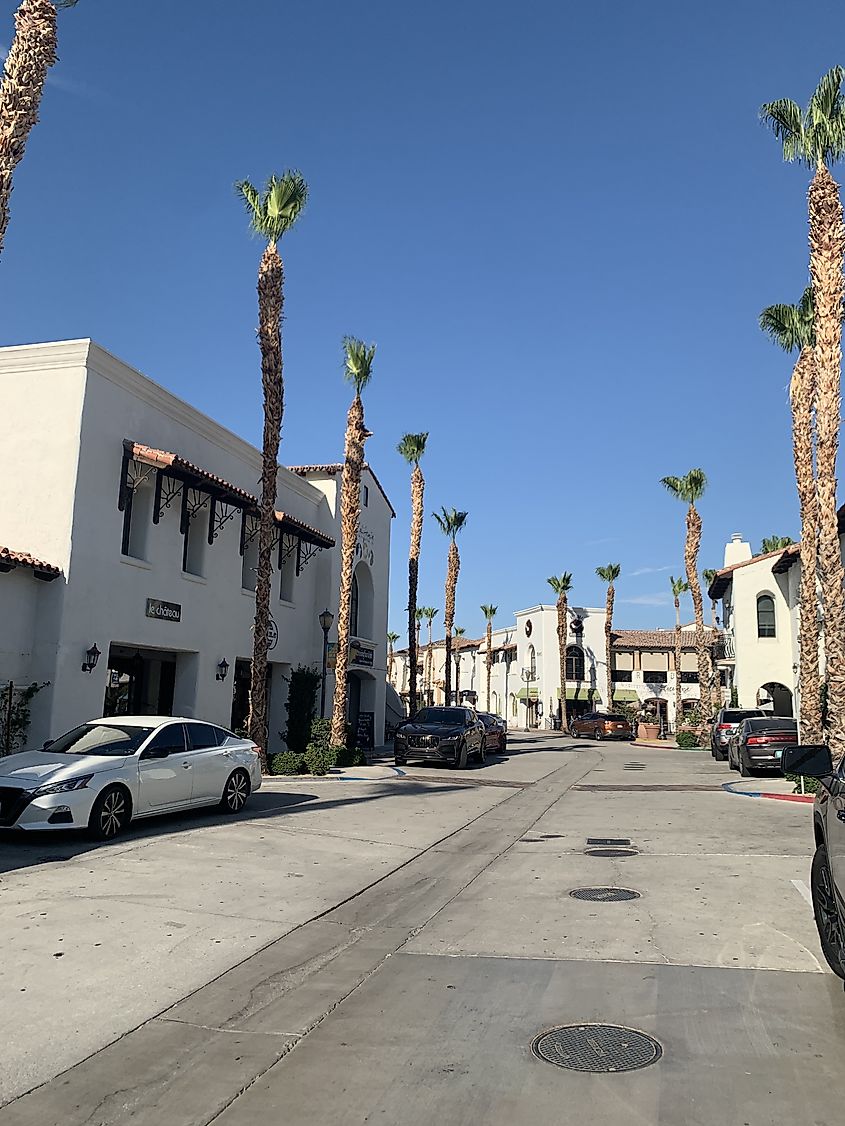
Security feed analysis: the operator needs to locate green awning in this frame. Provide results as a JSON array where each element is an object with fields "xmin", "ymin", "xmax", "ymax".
[
  {"xmin": 611, "ymin": 689, "xmax": 639, "ymax": 702},
  {"xmin": 516, "ymin": 687, "xmax": 539, "ymax": 700},
  {"xmin": 557, "ymin": 684, "xmax": 602, "ymax": 702}
]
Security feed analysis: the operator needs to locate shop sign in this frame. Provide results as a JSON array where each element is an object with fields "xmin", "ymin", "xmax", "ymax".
[
  {"xmin": 350, "ymin": 641, "xmax": 374, "ymax": 668},
  {"xmin": 355, "ymin": 711, "xmax": 374, "ymax": 751},
  {"xmin": 146, "ymin": 598, "xmax": 181, "ymax": 623},
  {"xmin": 268, "ymin": 616, "xmax": 278, "ymax": 651}
]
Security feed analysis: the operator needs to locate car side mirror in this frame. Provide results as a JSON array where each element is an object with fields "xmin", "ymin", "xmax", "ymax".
[
  {"xmin": 142, "ymin": 745, "xmax": 171, "ymax": 760},
  {"xmin": 781, "ymin": 744, "xmax": 833, "ymax": 779},
  {"xmin": 42, "ymin": 739, "xmax": 54, "ymax": 750}
]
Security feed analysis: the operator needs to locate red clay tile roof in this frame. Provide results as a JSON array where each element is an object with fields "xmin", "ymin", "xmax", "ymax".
[
  {"xmin": 0, "ymin": 547, "xmax": 60, "ymax": 578},
  {"xmin": 289, "ymin": 463, "xmax": 396, "ymax": 517},
  {"xmin": 128, "ymin": 442, "xmax": 334, "ymax": 547},
  {"xmin": 611, "ymin": 629, "xmax": 711, "ymax": 649},
  {"xmin": 707, "ymin": 543, "xmax": 800, "ymax": 598}
]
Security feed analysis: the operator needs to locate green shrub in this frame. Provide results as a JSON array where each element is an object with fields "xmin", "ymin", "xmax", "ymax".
[
  {"xmin": 270, "ymin": 751, "xmax": 307, "ymax": 776},
  {"xmin": 308, "ymin": 717, "xmax": 332, "ymax": 750},
  {"xmin": 784, "ymin": 771, "xmax": 820, "ymax": 794},
  {"xmin": 676, "ymin": 730, "xmax": 702, "ymax": 749},
  {"xmin": 304, "ymin": 743, "xmax": 338, "ymax": 776},
  {"xmin": 335, "ymin": 742, "xmax": 367, "ymax": 768},
  {"xmin": 283, "ymin": 665, "xmax": 322, "ymax": 756}
]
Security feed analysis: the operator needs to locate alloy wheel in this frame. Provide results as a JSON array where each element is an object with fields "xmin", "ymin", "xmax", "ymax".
[
  {"xmin": 815, "ymin": 857, "xmax": 845, "ymax": 960},
  {"xmin": 99, "ymin": 790, "xmax": 126, "ymax": 838},
  {"xmin": 225, "ymin": 771, "xmax": 249, "ymax": 811}
]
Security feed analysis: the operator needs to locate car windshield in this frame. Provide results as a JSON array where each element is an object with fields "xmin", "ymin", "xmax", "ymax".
[
  {"xmin": 746, "ymin": 718, "xmax": 797, "ymax": 732},
  {"xmin": 413, "ymin": 708, "xmax": 466, "ymax": 725},
  {"xmin": 44, "ymin": 723, "xmax": 154, "ymax": 757},
  {"xmin": 723, "ymin": 710, "xmax": 764, "ymax": 722},
  {"xmin": 604, "ymin": 715, "xmax": 627, "ymax": 723}
]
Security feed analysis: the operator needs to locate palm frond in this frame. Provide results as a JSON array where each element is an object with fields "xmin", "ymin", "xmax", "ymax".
[
  {"xmin": 342, "ymin": 337, "xmax": 376, "ymax": 395},
  {"xmin": 397, "ymin": 432, "xmax": 428, "ymax": 465},
  {"xmin": 670, "ymin": 575, "xmax": 690, "ymax": 598},
  {"xmin": 547, "ymin": 573, "xmax": 573, "ymax": 595},
  {"xmin": 480, "ymin": 604, "xmax": 498, "ymax": 622},
  {"xmin": 236, "ymin": 171, "xmax": 308, "ymax": 244},
  {"xmin": 701, "ymin": 568, "xmax": 718, "ymax": 586},
  {"xmin": 810, "ymin": 66, "xmax": 845, "ymax": 125},
  {"xmin": 387, "ymin": 631, "xmax": 400, "ymax": 644},
  {"xmin": 596, "ymin": 563, "xmax": 621, "ymax": 583},
  {"xmin": 760, "ymin": 534, "xmax": 794, "ymax": 554},
  {"xmin": 56, "ymin": 1, "xmax": 81, "ymax": 8},
  {"xmin": 661, "ymin": 469, "xmax": 707, "ymax": 504},
  {"xmin": 759, "ymin": 98, "xmax": 804, "ymax": 161},
  {"xmin": 433, "ymin": 506, "xmax": 468, "ymax": 539},
  {"xmin": 415, "ymin": 607, "xmax": 426, "ymax": 623},
  {"xmin": 454, "ymin": 626, "xmax": 466, "ymax": 638}
]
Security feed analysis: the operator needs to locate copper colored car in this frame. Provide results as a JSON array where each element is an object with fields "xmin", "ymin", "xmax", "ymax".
[{"xmin": 570, "ymin": 712, "xmax": 633, "ymax": 741}]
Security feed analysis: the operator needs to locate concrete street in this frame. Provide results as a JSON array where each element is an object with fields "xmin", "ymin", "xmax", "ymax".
[{"xmin": 2, "ymin": 733, "xmax": 843, "ymax": 1125}]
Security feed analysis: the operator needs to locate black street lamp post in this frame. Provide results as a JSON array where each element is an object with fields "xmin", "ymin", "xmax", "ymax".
[{"xmin": 319, "ymin": 609, "xmax": 334, "ymax": 718}]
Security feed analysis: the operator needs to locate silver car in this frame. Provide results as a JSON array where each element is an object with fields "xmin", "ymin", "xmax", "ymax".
[{"xmin": 0, "ymin": 716, "xmax": 262, "ymax": 841}]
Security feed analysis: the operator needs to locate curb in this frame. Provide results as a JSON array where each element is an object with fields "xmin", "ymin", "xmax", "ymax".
[{"xmin": 721, "ymin": 780, "xmax": 814, "ymax": 804}]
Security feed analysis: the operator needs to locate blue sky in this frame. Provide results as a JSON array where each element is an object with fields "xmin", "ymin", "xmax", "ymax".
[{"xmin": 1, "ymin": 0, "xmax": 842, "ymax": 640}]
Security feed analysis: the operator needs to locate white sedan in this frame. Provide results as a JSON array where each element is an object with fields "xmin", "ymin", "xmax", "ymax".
[{"xmin": 0, "ymin": 716, "xmax": 262, "ymax": 841}]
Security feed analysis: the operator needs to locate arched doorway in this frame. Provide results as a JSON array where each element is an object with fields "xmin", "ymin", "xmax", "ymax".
[
  {"xmin": 759, "ymin": 682, "xmax": 793, "ymax": 717},
  {"xmin": 351, "ymin": 562, "xmax": 375, "ymax": 640}
]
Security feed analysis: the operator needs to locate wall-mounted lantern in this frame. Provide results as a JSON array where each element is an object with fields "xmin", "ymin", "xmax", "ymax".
[
  {"xmin": 216, "ymin": 657, "xmax": 230, "ymax": 682},
  {"xmin": 81, "ymin": 644, "xmax": 101, "ymax": 674}
]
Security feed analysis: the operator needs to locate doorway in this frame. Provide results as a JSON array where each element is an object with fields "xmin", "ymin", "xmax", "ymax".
[{"xmin": 103, "ymin": 647, "xmax": 176, "ymax": 717}]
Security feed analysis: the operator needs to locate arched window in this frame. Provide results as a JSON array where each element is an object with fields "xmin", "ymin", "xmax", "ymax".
[
  {"xmin": 511, "ymin": 693, "xmax": 518, "ymax": 717},
  {"xmin": 491, "ymin": 691, "xmax": 499, "ymax": 713},
  {"xmin": 756, "ymin": 594, "xmax": 776, "ymax": 638},
  {"xmin": 528, "ymin": 645, "xmax": 536, "ymax": 677},
  {"xmin": 566, "ymin": 645, "xmax": 585, "ymax": 681},
  {"xmin": 350, "ymin": 573, "xmax": 359, "ymax": 637}
]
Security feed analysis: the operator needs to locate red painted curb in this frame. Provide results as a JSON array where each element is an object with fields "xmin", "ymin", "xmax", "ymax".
[{"xmin": 763, "ymin": 792, "xmax": 815, "ymax": 803}]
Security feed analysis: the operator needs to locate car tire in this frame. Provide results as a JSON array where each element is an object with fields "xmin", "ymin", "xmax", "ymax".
[
  {"xmin": 739, "ymin": 750, "xmax": 751, "ymax": 777},
  {"xmin": 477, "ymin": 737, "xmax": 487, "ymax": 765},
  {"xmin": 394, "ymin": 756, "xmax": 406, "ymax": 766},
  {"xmin": 453, "ymin": 741, "xmax": 468, "ymax": 770},
  {"xmin": 713, "ymin": 746, "xmax": 727, "ymax": 761},
  {"xmin": 500, "ymin": 736, "xmax": 507, "ymax": 754},
  {"xmin": 811, "ymin": 844, "xmax": 845, "ymax": 978},
  {"xmin": 220, "ymin": 769, "xmax": 251, "ymax": 814},
  {"xmin": 594, "ymin": 728, "xmax": 604, "ymax": 741},
  {"xmin": 88, "ymin": 784, "xmax": 132, "ymax": 842}
]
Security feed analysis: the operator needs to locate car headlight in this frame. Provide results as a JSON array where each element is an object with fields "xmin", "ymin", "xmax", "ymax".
[{"xmin": 34, "ymin": 775, "xmax": 94, "ymax": 796}]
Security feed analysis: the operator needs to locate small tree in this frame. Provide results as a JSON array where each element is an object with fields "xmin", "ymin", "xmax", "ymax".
[{"xmin": 283, "ymin": 665, "xmax": 321, "ymax": 755}]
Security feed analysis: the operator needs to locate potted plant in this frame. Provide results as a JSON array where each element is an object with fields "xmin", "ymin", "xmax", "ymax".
[{"xmin": 638, "ymin": 711, "xmax": 660, "ymax": 740}]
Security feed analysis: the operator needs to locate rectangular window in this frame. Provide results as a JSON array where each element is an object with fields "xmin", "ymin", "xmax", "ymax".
[
  {"xmin": 280, "ymin": 547, "xmax": 296, "ymax": 602},
  {"xmin": 362, "ymin": 484, "xmax": 369, "ymax": 507},
  {"xmin": 183, "ymin": 517, "xmax": 206, "ymax": 577},
  {"xmin": 611, "ymin": 669, "xmax": 633, "ymax": 682},
  {"xmin": 123, "ymin": 480, "xmax": 153, "ymax": 560},
  {"xmin": 643, "ymin": 670, "xmax": 668, "ymax": 684},
  {"xmin": 680, "ymin": 671, "xmax": 698, "ymax": 684},
  {"xmin": 241, "ymin": 534, "xmax": 258, "ymax": 591}
]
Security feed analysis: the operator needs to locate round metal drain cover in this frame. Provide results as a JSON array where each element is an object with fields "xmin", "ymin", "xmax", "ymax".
[
  {"xmin": 532, "ymin": 1023, "xmax": 662, "ymax": 1073},
  {"xmin": 569, "ymin": 887, "xmax": 640, "ymax": 902},
  {"xmin": 584, "ymin": 846, "xmax": 638, "ymax": 858}
]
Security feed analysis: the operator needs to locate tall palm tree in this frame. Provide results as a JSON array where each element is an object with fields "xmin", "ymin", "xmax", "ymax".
[
  {"xmin": 330, "ymin": 337, "xmax": 376, "ymax": 746},
  {"xmin": 547, "ymin": 574, "xmax": 573, "ymax": 728},
  {"xmin": 387, "ymin": 631, "xmax": 399, "ymax": 684},
  {"xmin": 423, "ymin": 607, "xmax": 438, "ymax": 704},
  {"xmin": 702, "ymin": 568, "xmax": 719, "ymax": 627},
  {"xmin": 660, "ymin": 470, "xmax": 713, "ymax": 713},
  {"xmin": 453, "ymin": 625, "xmax": 466, "ymax": 705},
  {"xmin": 397, "ymin": 433, "xmax": 428, "ymax": 716},
  {"xmin": 670, "ymin": 575, "xmax": 690, "ymax": 730},
  {"xmin": 433, "ymin": 507, "xmax": 468, "ymax": 706},
  {"xmin": 237, "ymin": 172, "xmax": 307, "ymax": 766},
  {"xmin": 760, "ymin": 535, "xmax": 795, "ymax": 554},
  {"xmin": 762, "ymin": 67, "xmax": 845, "ymax": 757},
  {"xmin": 596, "ymin": 564, "xmax": 621, "ymax": 712},
  {"xmin": 760, "ymin": 288, "xmax": 822, "ymax": 744},
  {"xmin": 481, "ymin": 604, "xmax": 498, "ymax": 711},
  {"xmin": 0, "ymin": 0, "xmax": 78, "ymax": 259}
]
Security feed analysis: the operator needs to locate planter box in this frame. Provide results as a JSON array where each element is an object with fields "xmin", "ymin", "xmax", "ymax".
[{"xmin": 638, "ymin": 723, "xmax": 660, "ymax": 740}]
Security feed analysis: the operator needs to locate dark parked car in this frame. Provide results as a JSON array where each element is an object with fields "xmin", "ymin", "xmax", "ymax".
[
  {"xmin": 570, "ymin": 712, "xmax": 633, "ymax": 740},
  {"xmin": 477, "ymin": 712, "xmax": 507, "ymax": 753},
  {"xmin": 781, "ymin": 743, "xmax": 845, "ymax": 979},
  {"xmin": 394, "ymin": 706, "xmax": 486, "ymax": 768},
  {"xmin": 711, "ymin": 708, "xmax": 766, "ymax": 760},
  {"xmin": 727, "ymin": 716, "xmax": 798, "ymax": 775}
]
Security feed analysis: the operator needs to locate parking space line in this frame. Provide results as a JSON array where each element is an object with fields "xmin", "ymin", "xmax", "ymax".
[{"xmin": 791, "ymin": 879, "xmax": 813, "ymax": 907}]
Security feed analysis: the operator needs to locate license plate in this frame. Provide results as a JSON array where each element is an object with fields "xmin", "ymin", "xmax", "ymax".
[{"xmin": 775, "ymin": 748, "xmax": 783, "ymax": 759}]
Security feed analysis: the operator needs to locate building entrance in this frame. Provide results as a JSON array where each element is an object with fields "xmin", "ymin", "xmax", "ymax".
[{"xmin": 103, "ymin": 646, "xmax": 176, "ymax": 717}]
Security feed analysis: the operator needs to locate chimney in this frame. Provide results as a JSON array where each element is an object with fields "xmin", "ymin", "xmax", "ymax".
[{"xmin": 723, "ymin": 533, "xmax": 752, "ymax": 568}]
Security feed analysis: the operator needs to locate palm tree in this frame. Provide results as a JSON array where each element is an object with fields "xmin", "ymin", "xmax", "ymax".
[
  {"xmin": 433, "ymin": 508, "xmax": 468, "ymax": 706},
  {"xmin": 760, "ymin": 288, "xmax": 822, "ymax": 744},
  {"xmin": 596, "ymin": 564, "xmax": 621, "ymax": 713},
  {"xmin": 660, "ymin": 470, "xmax": 713, "ymax": 713},
  {"xmin": 547, "ymin": 574, "xmax": 573, "ymax": 729},
  {"xmin": 387, "ymin": 631, "xmax": 399, "ymax": 685},
  {"xmin": 330, "ymin": 337, "xmax": 376, "ymax": 746},
  {"xmin": 397, "ymin": 434, "xmax": 428, "ymax": 716},
  {"xmin": 237, "ymin": 172, "xmax": 307, "ymax": 766},
  {"xmin": 760, "ymin": 535, "xmax": 795, "ymax": 554},
  {"xmin": 481, "ymin": 605, "xmax": 498, "ymax": 711},
  {"xmin": 670, "ymin": 575, "xmax": 690, "ymax": 731},
  {"xmin": 0, "ymin": 1, "xmax": 78, "ymax": 259},
  {"xmin": 762, "ymin": 67, "xmax": 845, "ymax": 757},
  {"xmin": 423, "ymin": 607, "xmax": 438, "ymax": 704},
  {"xmin": 702, "ymin": 568, "xmax": 719, "ymax": 627},
  {"xmin": 453, "ymin": 626, "xmax": 466, "ymax": 705}
]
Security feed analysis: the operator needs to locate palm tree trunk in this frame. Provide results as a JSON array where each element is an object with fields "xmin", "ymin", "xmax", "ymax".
[
  {"xmin": 455, "ymin": 655, "xmax": 461, "ymax": 705},
  {"xmin": 791, "ymin": 346, "xmax": 822, "ymax": 743},
  {"xmin": 486, "ymin": 623, "xmax": 492, "ymax": 711},
  {"xmin": 387, "ymin": 642, "xmax": 395, "ymax": 684},
  {"xmin": 443, "ymin": 542, "xmax": 459, "ymax": 705},
  {"xmin": 809, "ymin": 162, "xmax": 845, "ymax": 759},
  {"xmin": 685, "ymin": 503, "xmax": 712, "ymax": 716},
  {"xmin": 426, "ymin": 621, "xmax": 434, "ymax": 704},
  {"xmin": 330, "ymin": 394, "xmax": 368, "ymax": 746},
  {"xmin": 674, "ymin": 598, "xmax": 682, "ymax": 731},
  {"xmin": 604, "ymin": 584, "xmax": 615, "ymax": 712},
  {"xmin": 248, "ymin": 243, "xmax": 284, "ymax": 771},
  {"xmin": 556, "ymin": 594, "xmax": 568, "ymax": 729},
  {"xmin": 0, "ymin": 0, "xmax": 58, "ymax": 258},
  {"xmin": 407, "ymin": 465, "xmax": 424, "ymax": 715}
]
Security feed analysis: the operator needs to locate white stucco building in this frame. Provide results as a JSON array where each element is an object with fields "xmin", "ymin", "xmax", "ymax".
[{"xmin": 0, "ymin": 340, "xmax": 393, "ymax": 753}]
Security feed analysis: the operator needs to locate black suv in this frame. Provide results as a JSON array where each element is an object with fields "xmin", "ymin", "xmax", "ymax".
[
  {"xmin": 782, "ymin": 744, "xmax": 845, "ymax": 980},
  {"xmin": 394, "ymin": 706, "xmax": 485, "ymax": 768}
]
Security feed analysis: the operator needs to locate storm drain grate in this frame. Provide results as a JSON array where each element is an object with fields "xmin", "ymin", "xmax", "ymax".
[
  {"xmin": 586, "ymin": 837, "xmax": 631, "ymax": 846},
  {"xmin": 585, "ymin": 846, "xmax": 638, "ymax": 858},
  {"xmin": 532, "ymin": 1023, "xmax": 662, "ymax": 1073},
  {"xmin": 569, "ymin": 887, "xmax": 640, "ymax": 902},
  {"xmin": 624, "ymin": 764, "xmax": 646, "ymax": 771}
]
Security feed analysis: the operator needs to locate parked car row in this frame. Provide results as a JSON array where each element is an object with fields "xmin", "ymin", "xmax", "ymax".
[
  {"xmin": 709, "ymin": 707, "xmax": 798, "ymax": 776},
  {"xmin": 393, "ymin": 706, "xmax": 507, "ymax": 767}
]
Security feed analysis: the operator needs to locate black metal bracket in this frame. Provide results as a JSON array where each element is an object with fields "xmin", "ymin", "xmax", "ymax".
[
  {"xmin": 298, "ymin": 540, "xmax": 323, "ymax": 574},
  {"xmin": 179, "ymin": 486, "xmax": 210, "ymax": 535},
  {"xmin": 153, "ymin": 471, "xmax": 183, "ymax": 524},
  {"xmin": 208, "ymin": 498, "xmax": 239, "ymax": 545}
]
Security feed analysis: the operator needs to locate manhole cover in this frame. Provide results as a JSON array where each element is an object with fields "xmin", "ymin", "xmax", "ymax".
[
  {"xmin": 585, "ymin": 846, "xmax": 638, "ymax": 858},
  {"xmin": 532, "ymin": 1023, "xmax": 662, "ymax": 1073},
  {"xmin": 586, "ymin": 837, "xmax": 631, "ymax": 846},
  {"xmin": 569, "ymin": 887, "xmax": 640, "ymax": 902}
]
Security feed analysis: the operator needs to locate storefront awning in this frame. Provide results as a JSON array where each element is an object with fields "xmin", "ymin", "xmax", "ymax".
[
  {"xmin": 557, "ymin": 685, "xmax": 602, "ymax": 702},
  {"xmin": 611, "ymin": 689, "xmax": 639, "ymax": 702},
  {"xmin": 516, "ymin": 687, "xmax": 539, "ymax": 700}
]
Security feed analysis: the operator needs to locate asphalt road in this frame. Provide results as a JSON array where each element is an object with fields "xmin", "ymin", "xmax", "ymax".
[{"xmin": 2, "ymin": 733, "xmax": 842, "ymax": 1125}]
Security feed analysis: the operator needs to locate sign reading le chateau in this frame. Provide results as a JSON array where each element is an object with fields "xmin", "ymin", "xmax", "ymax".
[{"xmin": 146, "ymin": 598, "xmax": 182, "ymax": 623}]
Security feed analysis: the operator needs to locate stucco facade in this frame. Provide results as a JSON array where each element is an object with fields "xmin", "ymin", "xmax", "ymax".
[{"xmin": 0, "ymin": 340, "xmax": 392, "ymax": 753}]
